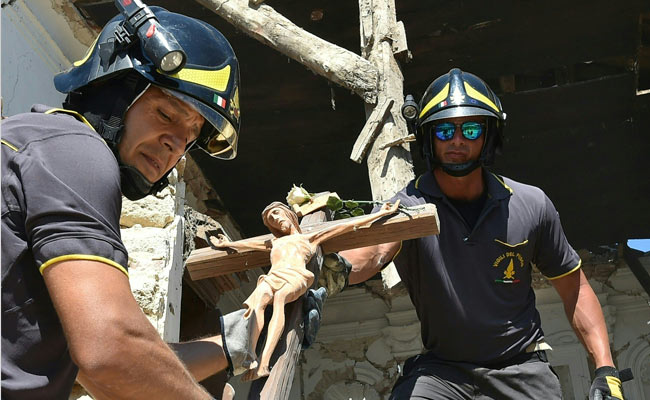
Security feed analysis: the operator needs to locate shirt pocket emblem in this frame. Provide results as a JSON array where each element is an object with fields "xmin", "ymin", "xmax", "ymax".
[{"xmin": 492, "ymin": 239, "xmax": 528, "ymax": 283}]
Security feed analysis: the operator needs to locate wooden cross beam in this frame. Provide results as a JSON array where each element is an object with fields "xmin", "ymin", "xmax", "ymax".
[{"xmin": 186, "ymin": 204, "xmax": 440, "ymax": 281}]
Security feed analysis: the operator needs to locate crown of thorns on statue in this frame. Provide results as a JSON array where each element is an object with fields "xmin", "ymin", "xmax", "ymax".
[{"xmin": 261, "ymin": 202, "xmax": 301, "ymax": 237}]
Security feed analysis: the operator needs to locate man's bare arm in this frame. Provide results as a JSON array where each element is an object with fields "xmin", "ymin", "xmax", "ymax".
[
  {"xmin": 550, "ymin": 269, "xmax": 615, "ymax": 368},
  {"xmin": 169, "ymin": 336, "xmax": 229, "ymax": 382},
  {"xmin": 341, "ymin": 241, "xmax": 401, "ymax": 284},
  {"xmin": 43, "ymin": 260, "xmax": 212, "ymax": 400}
]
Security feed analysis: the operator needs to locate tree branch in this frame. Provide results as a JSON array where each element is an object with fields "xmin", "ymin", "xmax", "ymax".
[{"xmin": 197, "ymin": 0, "xmax": 379, "ymax": 103}]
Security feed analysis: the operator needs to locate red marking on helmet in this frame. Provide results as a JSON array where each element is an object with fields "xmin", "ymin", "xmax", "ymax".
[
  {"xmin": 146, "ymin": 24, "xmax": 156, "ymax": 38},
  {"xmin": 122, "ymin": 0, "xmax": 132, "ymax": 5}
]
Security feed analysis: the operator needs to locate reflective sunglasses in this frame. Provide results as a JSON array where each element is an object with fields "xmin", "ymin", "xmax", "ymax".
[{"xmin": 431, "ymin": 121, "xmax": 485, "ymax": 141}]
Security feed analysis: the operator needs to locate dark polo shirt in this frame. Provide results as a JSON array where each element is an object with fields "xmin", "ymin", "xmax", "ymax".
[
  {"xmin": 1, "ymin": 106, "xmax": 129, "ymax": 399},
  {"xmin": 388, "ymin": 170, "xmax": 580, "ymax": 364}
]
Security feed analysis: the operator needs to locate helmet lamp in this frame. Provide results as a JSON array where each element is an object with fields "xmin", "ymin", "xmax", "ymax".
[
  {"xmin": 401, "ymin": 94, "xmax": 419, "ymax": 122},
  {"xmin": 114, "ymin": 0, "xmax": 187, "ymax": 75}
]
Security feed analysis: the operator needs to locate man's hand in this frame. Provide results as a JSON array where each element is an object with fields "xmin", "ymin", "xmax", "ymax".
[
  {"xmin": 589, "ymin": 366, "xmax": 624, "ymax": 400},
  {"xmin": 318, "ymin": 253, "xmax": 352, "ymax": 297}
]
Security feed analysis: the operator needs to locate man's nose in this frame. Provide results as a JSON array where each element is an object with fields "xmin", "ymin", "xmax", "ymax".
[
  {"xmin": 161, "ymin": 131, "xmax": 186, "ymax": 154},
  {"xmin": 449, "ymin": 125, "xmax": 465, "ymax": 144}
]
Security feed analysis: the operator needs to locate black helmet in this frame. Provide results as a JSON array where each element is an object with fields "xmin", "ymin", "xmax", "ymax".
[
  {"xmin": 54, "ymin": 4, "xmax": 241, "ymax": 199},
  {"xmin": 402, "ymin": 68, "xmax": 506, "ymax": 176}
]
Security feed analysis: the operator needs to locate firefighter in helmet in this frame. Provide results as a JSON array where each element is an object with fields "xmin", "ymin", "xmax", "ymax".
[
  {"xmin": 336, "ymin": 68, "xmax": 627, "ymax": 400},
  {"xmin": 2, "ymin": 3, "xmax": 323, "ymax": 398}
]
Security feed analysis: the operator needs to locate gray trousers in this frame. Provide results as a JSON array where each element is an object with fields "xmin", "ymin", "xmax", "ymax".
[{"xmin": 390, "ymin": 352, "xmax": 562, "ymax": 400}]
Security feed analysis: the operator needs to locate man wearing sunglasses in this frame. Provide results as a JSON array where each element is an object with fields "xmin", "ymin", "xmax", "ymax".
[{"xmin": 333, "ymin": 69, "xmax": 625, "ymax": 399}]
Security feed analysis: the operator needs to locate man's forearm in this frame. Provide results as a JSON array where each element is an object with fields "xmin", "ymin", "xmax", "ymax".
[
  {"xmin": 44, "ymin": 260, "xmax": 214, "ymax": 400},
  {"xmin": 555, "ymin": 271, "xmax": 614, "ymax": 368},
  {"xmin": 170, "ymin": 335, "xmax": 229, "ymax": 382},
  {"xmin": 342, "ymin": 241, "xmax": 400, "ymax": 285},
  {"xmin": 77, "ymin": 334, "xmax": 212, "ymax": 400},
  {"xmin": 568, "ymin": 286, "xmax": 614, "ymax": 367}
]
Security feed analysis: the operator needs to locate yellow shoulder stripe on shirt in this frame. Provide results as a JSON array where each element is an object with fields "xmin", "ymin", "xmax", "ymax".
[
  {"xmin": 414, "ymin": 174, "xmax": 424, "ymax": 190},
  {"xmin": 44, "ymin": 108, "xmax": 95, "ymax": 131},
  {"xmin": 546, "ymin": 260, "xmax": 582, "ymax": 280},
  {"xmin": 386, "ymin": 241, "xmax": 404, "ymax": 266},
  {"xmin": 39, "ymin": 254, "xmax": 129, "ymax": 278},
  {"xmin": 1, "ymin": 139, "xmax": 19, "ymax": 152},
  {"xmin": 490, "ymin": 173, "xmax": 514, "ymax": 194}
]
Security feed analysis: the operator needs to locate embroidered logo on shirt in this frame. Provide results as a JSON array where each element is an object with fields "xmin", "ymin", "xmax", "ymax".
[{"xmin": 493, "ymin": 251, "xmax": 525, "ymax": 284}]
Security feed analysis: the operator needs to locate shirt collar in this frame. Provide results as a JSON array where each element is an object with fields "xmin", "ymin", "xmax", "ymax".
[{"xmin": 415, "ymin": 169, "xmax": 513, "ymax": 201}]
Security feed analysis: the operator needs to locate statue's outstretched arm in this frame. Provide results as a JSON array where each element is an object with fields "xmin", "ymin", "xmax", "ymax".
[
  {"xmin": 209, "ymin": 234, "xmax": 271, "ymax": 253},
  {"xmin": 309, "ymin": 200, "xmax": 400, "ymax": 247}
]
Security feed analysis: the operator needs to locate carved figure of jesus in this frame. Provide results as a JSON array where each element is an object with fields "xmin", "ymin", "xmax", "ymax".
[{"xmin": 209, "ymin": 200, "xmax": 400, "ymax": 381}]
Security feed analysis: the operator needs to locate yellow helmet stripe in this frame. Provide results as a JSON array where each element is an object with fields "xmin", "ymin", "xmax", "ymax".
[
  {"xmin": 170, "ymin": 65, "xmax": 231, "ymax": 92},
  {"xmin": 73, "ymin": 34, "xmax": 101, "ymax": 67},
  {"xmin": 464, "ymin": 82, "xmax": 500, "ymax": 113},
  {"xmin": 419, "ymin": 83, "xmax": 450, "ymax": 118}
]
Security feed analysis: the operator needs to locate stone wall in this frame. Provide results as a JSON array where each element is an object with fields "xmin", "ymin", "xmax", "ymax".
[{"xmin": 120, "ymin": 166, "xmax": 186, "ymax": 342}]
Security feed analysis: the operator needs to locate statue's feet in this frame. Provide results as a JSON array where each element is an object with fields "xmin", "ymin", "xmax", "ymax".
[{"xmin": 241, "ymin": 365, "xmax": 271, "ymax": 382}]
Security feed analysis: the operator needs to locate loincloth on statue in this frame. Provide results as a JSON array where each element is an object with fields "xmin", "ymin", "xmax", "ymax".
[{"xmin": 244, "ymin": 267, "xmax": 314, "ymax": 310}]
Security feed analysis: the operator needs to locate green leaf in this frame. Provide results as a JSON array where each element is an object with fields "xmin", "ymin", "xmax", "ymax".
[
  {"xmin": 333, "ymin": 211, "xmax": 351, "ymax": 220},
  {"xmin": 344, "ymin": 200, "xmax": 359, "ymax": 209},
  {"xmin": 326, "ymin": 196, "xmax": 343, "ymax": 211},
  {"xmin": 350, "ymin": 207, "xmax": 365, "ymax": 216}
]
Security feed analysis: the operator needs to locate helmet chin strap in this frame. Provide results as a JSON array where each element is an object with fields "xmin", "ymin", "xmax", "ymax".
[
  {"xmin": 120, "ymin": 164, "xmax": 155, "ymax": 201},
  {"xmin": 440, "ymin": 159, "xmax": 481, "ymax": 177},
  {"xmin": 118, "ymin": 161, "xmax": 171, "ymax": 201}
]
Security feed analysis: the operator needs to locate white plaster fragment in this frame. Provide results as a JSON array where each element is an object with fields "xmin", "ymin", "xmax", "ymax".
[
  {"xmin": 324, "ymin": 382, "xmax": 379, "ymax": 400},
  {"xmin": 381, "ymin": 322, "xmax": 423, "ymax": 358},
  {"xmin": 120, "ymin": 187, "xmax": 175, "ymax": 228},
  {"xmin": 354, "ymin": 360, "xmax": 383, "ymax": 385},
  {"xmin": 301, "ymin": 346, "xmax": 355, "ymax": 395},
  {"xmin": 366, "ymin": 337, "xmax": 394, "ymax": 367}
]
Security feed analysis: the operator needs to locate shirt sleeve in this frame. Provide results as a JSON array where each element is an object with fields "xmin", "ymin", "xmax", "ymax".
[
  {"xmin": 533, "ymin": 193, "xmax": 581, "ymax": 279},
  {"xmin": 19, "ymin": 130, "xmax": 128, "ymax": 276}
]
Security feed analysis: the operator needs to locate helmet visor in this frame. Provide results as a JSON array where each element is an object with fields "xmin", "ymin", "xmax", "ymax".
[{"xmin": 163, "ymin": 88, "xmax": 238, "ymax": 160}]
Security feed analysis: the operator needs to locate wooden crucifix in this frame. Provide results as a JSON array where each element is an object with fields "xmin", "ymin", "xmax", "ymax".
[
  {"xmin": 186, "ymin": 202, "xmax": 439, "ymax": 398},
  {"xmin": 187, "ymin": 203, "xmax": 439, "ymax": 280},
  {"xmin": 209, "ymin": 201, "xmax": 400, "ymax": 381}
]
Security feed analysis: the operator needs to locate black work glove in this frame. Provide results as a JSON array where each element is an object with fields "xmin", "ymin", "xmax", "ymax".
[
  {"xmin": 302, "ymin": 287, "xmax": 327, "ymax": 349},
  {"xmin": 318, "ymin": 253, "xmax": 352, "ymax": 297},
  {"xmin": 589, "ymin": 366, "xmax": 624, "ymax": 400}
]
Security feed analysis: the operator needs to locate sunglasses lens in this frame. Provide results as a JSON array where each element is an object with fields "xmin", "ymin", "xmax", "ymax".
[
  {"xmin": 461, "ymin": 122, "xmax": 483, "ymax": 140},
  {"xmin": 433, "ymin": 122, "xmax": 456, "ymax": 141}
]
